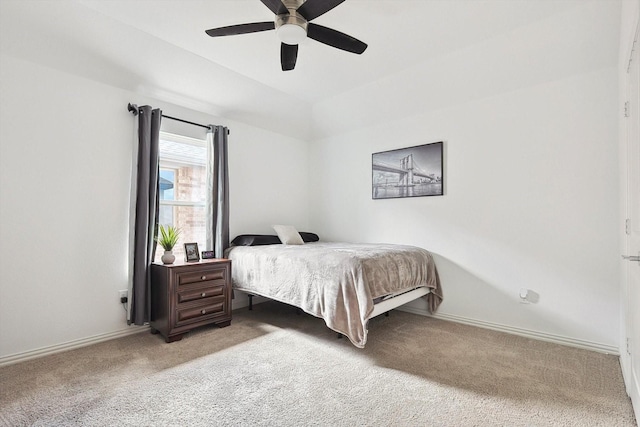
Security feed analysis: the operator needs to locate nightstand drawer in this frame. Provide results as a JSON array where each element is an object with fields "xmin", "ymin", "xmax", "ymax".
[
  {"xmin": 176, "ymin": 300, "xmax": 225, "ymax": 325},
  {"xmin": 177, "ymin": 269, "xmax": 226, "ymax": 286},
  {"xmin": 177, "ymin": 285, "xmax": 225, "ymax": 304}
]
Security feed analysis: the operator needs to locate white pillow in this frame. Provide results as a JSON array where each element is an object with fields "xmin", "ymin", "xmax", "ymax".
[{"xmin": 273, "ymin": 225, "xmax": 304, "ymax": 245}]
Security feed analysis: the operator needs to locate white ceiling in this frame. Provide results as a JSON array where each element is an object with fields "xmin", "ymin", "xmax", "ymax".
[
  {"xmin": 77, "ymin": 0, "xmax": 586, "ymax": 103},
  {"xmin": 0, "ymin": 0, "xmax": 614, "ymax": 139}
]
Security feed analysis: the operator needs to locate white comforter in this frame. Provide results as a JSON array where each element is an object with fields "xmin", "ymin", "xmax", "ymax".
[{"xmin": 225, "ymin": 242, "xmax": 442, "ymax": 347}]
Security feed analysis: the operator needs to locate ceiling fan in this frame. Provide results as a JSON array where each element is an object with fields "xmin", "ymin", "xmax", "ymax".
[{"xmin": 205, "ymin": 0, "xmax": 368, "ymax": 71}]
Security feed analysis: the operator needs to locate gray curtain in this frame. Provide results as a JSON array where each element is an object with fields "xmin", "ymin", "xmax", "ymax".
[
  {"xmin": 130, "ymin": 106, "xmax": 162, "ymax": 325},
  {"xmin": 206, "ymin": 125, "xmax": 230, "ymax": 258}
]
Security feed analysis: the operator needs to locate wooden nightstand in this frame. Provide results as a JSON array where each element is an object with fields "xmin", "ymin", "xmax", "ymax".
[{"xmin": 150, "ymin": 258, "xmax": 232, "ymax": 343}]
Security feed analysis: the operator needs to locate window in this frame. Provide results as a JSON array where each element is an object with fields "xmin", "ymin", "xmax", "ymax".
[{"xmin": 155, "ymin": 131, "xmax": 208, "ymax": 263}]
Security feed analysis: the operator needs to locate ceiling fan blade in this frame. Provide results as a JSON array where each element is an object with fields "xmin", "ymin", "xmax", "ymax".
[
  {"xmin": 260, "ymin": 0, "xmax": 288, "ymax": 15},
  {"xmin": 205, "ymin": 22, "xmax": 275, "ymax": 37},
  {"xmin": 307, "ymin": 23, "xmax": 367, "ymax": 54},
  {"xmin": 281, "ymin": 43, "xmax": 298, "ymax": 71},
  {"xmin": 297, "ymin": 0, "xmax": 345, "ymax": 21}
]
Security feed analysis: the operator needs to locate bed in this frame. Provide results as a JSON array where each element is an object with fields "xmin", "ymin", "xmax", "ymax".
[{"xmin": 225, "ymin": 235, "xmax": 442, "ymax": 348}]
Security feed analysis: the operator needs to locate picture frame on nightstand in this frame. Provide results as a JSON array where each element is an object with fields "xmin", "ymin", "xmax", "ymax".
[{"xmin": 184, "ymin": 242, "xmax": 200, "ymax": 262}]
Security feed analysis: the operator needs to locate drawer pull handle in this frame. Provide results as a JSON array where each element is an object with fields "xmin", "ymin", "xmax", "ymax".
[
  {"xmin": 201, "ymin": 309, "xmax": 206, "ymax": 315},
  {"xmin": 201, "ymin": 275, "xmax": 207, "ymax": 280},
  {"xmin": 201, "ymin": 292, "xmax": 206, "ymax": 297}
]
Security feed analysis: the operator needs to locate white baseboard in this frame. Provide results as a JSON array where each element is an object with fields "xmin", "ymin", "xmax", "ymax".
[
  {"xmin": 0, "ymin": 326, "xmax": 149, "ymax": 367},
  {"xmin": 398, "ymin": 306, "xmax": 620, "ymax": 355}
]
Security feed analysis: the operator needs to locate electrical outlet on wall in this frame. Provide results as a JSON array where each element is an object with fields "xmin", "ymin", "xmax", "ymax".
[
  {"xmin": 519, "ymin": 288, "xmax": 540, "ymax": 304},
  {"xmin": 118, "ymin": 290, "xmax": 128, "ymax": 304}
]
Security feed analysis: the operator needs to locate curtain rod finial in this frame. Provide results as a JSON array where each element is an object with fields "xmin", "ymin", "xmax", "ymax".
[{"xmin": 128, "ymin": 103, "xmax": 139, "ymax": 116}]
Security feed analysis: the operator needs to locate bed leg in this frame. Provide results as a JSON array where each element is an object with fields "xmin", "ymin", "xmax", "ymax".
[
  {"xmin": 337, "ymin": 333, "xmax": 342, "ymax": 339},
  {"xmin": 248, "ymin": 294, "xmax": 253, "ymax": 311},
  {"xmin": 385, "ymin": 311, "xmax": 390, "ymax": 317}
]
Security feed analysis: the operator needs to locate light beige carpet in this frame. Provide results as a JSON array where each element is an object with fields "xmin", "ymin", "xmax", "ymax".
[{"xmin": 0, "ymin": 301, "xmax": 636, "ymax": 426}]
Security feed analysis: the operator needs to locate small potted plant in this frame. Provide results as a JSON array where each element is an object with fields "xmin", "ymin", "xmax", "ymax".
[{"xmin": 156, "ymin": 225, "xmax": 181, "ymax": 264}]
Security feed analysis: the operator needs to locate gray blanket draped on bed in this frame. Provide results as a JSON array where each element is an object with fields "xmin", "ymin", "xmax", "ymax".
[{"xmin": 226, "ymin": 242, "xmax": 442, "ymax": 347}]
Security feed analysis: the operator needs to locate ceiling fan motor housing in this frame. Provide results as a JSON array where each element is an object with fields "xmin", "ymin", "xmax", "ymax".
[{"xmin": 282, "ymin": 0, "xmax": 305, "ymax": 11}]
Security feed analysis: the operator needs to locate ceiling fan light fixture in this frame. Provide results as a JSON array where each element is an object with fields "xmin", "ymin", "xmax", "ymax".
[
  {"xmin": 277, "ymin": 23, "xmax": 306, "ymax": 44},
  {"xmin": 276, "ymin": 12, "xmax": 308, "ymax": 45}
]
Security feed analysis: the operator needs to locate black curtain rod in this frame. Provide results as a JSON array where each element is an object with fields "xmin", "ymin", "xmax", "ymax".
[{"xmin": 127, "ymin": 103, "xmax": 229, "ymax": 135}]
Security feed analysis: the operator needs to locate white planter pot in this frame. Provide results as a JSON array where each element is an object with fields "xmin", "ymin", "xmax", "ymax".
[{"xmin": 161, "ymin": 250, "xmax": 175, "ymax": 264}]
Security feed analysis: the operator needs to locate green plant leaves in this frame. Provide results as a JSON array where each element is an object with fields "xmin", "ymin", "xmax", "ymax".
[{"xmin": 156, "ymin": 225, "xmax": 181, "ymax": 251}]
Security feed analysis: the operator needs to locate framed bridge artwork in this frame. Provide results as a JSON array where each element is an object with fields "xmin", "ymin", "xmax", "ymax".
[{"xmin": 372, "ymin": 141, "xmax": 443, "ymax": 199}]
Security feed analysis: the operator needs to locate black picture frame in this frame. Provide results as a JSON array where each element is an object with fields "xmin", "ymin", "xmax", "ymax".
[
  {"xmin": 184, "ymin": 243, "xmax": 200, "ymax": 262},
  {"xmin": 201, "ymin": 250, "xmax": 215, "ymax": 259},
  {"xmin": 372, "ymin": 141, "xmax": 444, "ymax": 199}
]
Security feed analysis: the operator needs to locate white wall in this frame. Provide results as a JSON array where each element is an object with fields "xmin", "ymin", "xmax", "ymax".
[
  {"xmin": 309, "ymin": 2, "xmax": 621, "ymax": 351},
  {"xmin": 0, "ymin": 54, "xmax": 309, "ymax": 361}
]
